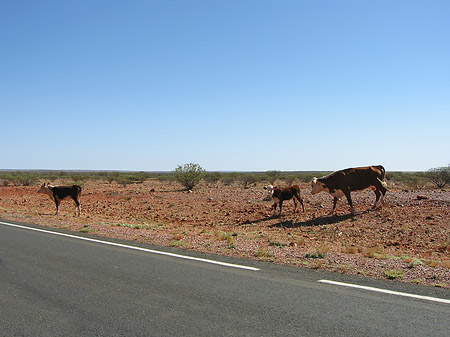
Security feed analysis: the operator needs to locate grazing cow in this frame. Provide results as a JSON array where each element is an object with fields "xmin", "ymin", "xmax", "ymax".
[
  {"xmin": 38, "ymin": 183, "xmax": 82, "ymax": 216},
  {"xmin": 264, "ymin": 185, "xmax": 305, "ymax": 215},
  {"xmin": 311, "ymin": 165, "xmax": 387, "ymax": 215}
]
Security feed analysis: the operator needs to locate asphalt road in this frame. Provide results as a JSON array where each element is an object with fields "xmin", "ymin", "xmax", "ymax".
[{"xmin": 1, "ymin": 220, "xmax": 449, "ymax": 336}]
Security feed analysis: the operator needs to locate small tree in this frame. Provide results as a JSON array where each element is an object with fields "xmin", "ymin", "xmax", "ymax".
[
  {"xmin": 220, "ymin": 172, "xmax": 239, "ymax": 185},
  {"xmin": 239, "ymin": 173, "xmax": 258, "ymax": 188},
  {"xmin": 203, "ymin": 172, "xmax": 222, "ymax": 184},
  {"xmin": 281, "ymin": 175, "xmax": 296, "ymax": 185},
  {"xmin": 173, "ymin": 163, "xmax": 205, "ymax": 190},
  {"xmin": 427, "ymin": 165, "xmax": 450, "ymax": 189},
  {"xmin": 265, "ymin": 170, "xmax": 281, "ymax": 184}
]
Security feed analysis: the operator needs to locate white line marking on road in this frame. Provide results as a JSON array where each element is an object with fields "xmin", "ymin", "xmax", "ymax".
[
  {"xmin": 0, "ymin": 221, "xmax": 260, "ymax": 271},
  {"xmin": 318, "ymin": 279, "xmax": 450, "ymax": 304}
]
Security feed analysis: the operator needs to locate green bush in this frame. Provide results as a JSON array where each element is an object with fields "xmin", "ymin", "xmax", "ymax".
[
  {"xmin": 427, "ymin": 165, "xmax": 450, "ymax": 188},
  {"xmin": 265, "ymin": 170, "xmax": 281, "ymax": 184},
  {"xmin": 203, "ymin": 172, "xmax": 221, "ymax": 184},
  {"xmin": 173, "ymin": 163, "xmax": 205, "ymax": 190},
  {"xmin": 0, "ymin": 172, "xmax": 39, "ymax": 186},
  {"xmin": 384, "ymin": 269, "xmax": 403, "ymax": 280},
  {"xmin": 220, "ymin": 172, "xmax": 239, "ymax": 185},
  {"xmin": 239, "ymin": 174, "xmax": 258, "ymax": 187},
  {"xmin": 280, "ymin": 175, "xmax": 296, "ymax": 185}
]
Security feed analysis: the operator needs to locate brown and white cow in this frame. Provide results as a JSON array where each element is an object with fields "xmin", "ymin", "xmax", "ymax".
[
  {"xmin": 38, "ymin": 183, "xmax": 82, "ymax": 216},
  {"xmin": 264, "ymin": 185, "xmax": 305, "ymax": 215},
  {"xmin": 311, "ymin": 165, "xmax": 387, "ymax": 215}
]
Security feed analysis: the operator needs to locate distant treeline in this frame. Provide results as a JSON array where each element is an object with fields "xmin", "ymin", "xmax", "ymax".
[{"xmin": 1, "ymin": 167, "xmax": 449, "ymax": 189}]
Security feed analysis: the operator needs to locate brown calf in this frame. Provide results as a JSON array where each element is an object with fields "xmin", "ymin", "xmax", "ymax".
[
  {"xmin": 38, "ymin": 183, "xmax": 82, "ymax": 216},
  {"xmin": 264, "ymin": 185, "xmax": 305, "ymax": 215}
]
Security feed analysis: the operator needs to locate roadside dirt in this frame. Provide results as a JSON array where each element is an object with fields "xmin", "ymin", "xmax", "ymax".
[{"xmin": 1, "ymin": 180, "xmax": 449, "ymax": 288}]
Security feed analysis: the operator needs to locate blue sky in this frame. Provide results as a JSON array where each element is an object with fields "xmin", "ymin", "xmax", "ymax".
[{"xmin": 1, "ymin": 0, "xmax": 449, "ymax": 172}]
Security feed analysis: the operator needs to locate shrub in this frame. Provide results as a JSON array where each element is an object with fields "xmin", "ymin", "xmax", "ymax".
[
  {"xmin": 280, "ymin": 175, "xmax": 296, "ymax": 185},
  {"xmin": 203, "ymin": 172, "xmax": 221, "ymax": 184},
  {"xmin": 115, "ymin": 174, "xmax": 143, "ymax": 186},
  {"xmin": 171, "ymin": 240, "xmax": 188, "ymax": 248},
  {"xmin": 427, "ymin": 165, "xmax": 450, "ymax": 188},
  {"xmin": 268, "ymin": 240, "xmax": 288, "ymax": 247},
  {"xmin": 217, "ymin": 232, "xmax": 235, "ymax": 244},
  {"xmin": 299, "ymin": 173, "xmax": 317, "ymax": 183},
  {"xmin": 220, "ymin": 172, "xmax": 239, "ymax": 185},
  {"xmin": 384, "ymin": 269, "xmax": 403, "ymax": 280},
  {"xmin": 305, "ymin": 246, "xmax": 328, "ymax": 259},
  {"xmin": 265, "ymin": 170, "xmax": 281, "ymax": 184},
  {"xmin": 403, "ymin": 173, "xmax": 428, "ymax": 189},
  {"xmin": 11, "ymin": 173, "xmax": 39, "ymax": 186},
  {"xmin": 364, "ymin": 246, "xmax": 386, "ymax": 259},
  {"xmin": 305, "ymin": 251, "xmax": 326, "ymax": 259},
  {"xmin": 254, "ymin": 246, "xmax": 273, "ymax": 259},
  {"xmin": 173, "ymin": 163, "xmax": 205, "ymax": 190},
  {"xmin": 239, "ymin": 174, "xmax": 258, "ymax": 188}
]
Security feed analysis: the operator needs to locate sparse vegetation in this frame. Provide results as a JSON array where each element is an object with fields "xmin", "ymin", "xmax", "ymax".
[
  {"xmin": 1, "ymin": 166, "xmax": 449, "ymax": 288},
  {"xmin": 268, "ymin": 240, "xmax": 288, "ymax": 247},
  {"xmin": 173, "ymin": 163, "xmax": 205, "ymax": 190},
  {"xmin": 203, "ymin": 172, "xmax": 221, "ymax": 184},
  {"xmin": 427, "ymin": 165, "xmax": 450, "ymax": 188},
  {"xmin": 238, "ymin": 174, "xmax": 258, "ymax": 188},
  {"xmin": 254, "ymin": 246, "xmax": 273, "ymax": 259},
  {"xmin": 171, "ymin": 240, "xmax": 188, "ymax": 248},
  {"xmin": 384, "ymin": 269, "xmax": 403, "ymax": 280},
  {"xmin": 1, "ymin": 165, "xmax": 448, "ymax": 190},
  {"xmin": 79, "ymin": 225, "xmax": 94, "ymax": 233},
  {"xmin": 217, "ymin": 232, "xmax": 235, "ymax": 244},
  {"xmin": 305, "ymin": 246, "xmax": 329, "ymax": 259},
  {"xmin": 364, "ymin": 246, "xmax": 386, "ymax": 259},
  {"xmin": 305, "ymin": 251, "xmax": 327, "ymax": 259},
  {"xmin": 341, "ymin": 245, "xmax": 359, "ymax": 254},
  {"xmin": 265, "ymin": 170, "xmax": 281, "ymax": 184}
]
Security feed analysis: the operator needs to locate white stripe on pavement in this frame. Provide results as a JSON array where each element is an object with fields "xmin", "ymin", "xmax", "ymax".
[
  {"xmin": 0, "ymin": 221, "xmax": 260, "ymax": 271},
  {"xmin": 318, "ymin": 279, "xmax": 450, "ymax": 304}
]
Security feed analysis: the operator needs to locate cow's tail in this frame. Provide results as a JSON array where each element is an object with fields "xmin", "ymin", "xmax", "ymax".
[
  {"xmin": 378, "ymin": 178, "xmax": 388, "ymax": 189},
  {"xmin": 74, "ymin": 185, "xmax": 82, "ymax": 198},
  {"xmin": 375, "ymin": 165, "xmax": 387, "ymax": 189},
  {"xmin": 375, "ymin": 165, "xmax": 386, "ymax": 181}
]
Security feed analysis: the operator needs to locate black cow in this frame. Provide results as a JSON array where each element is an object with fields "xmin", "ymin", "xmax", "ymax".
[
  {"xmin": 311, "ymin": 165, "xmax": 387, "ymax": 215},
  {"xmin": 38, "ymin": 183, "xmax": 82, "ymax": 216}
]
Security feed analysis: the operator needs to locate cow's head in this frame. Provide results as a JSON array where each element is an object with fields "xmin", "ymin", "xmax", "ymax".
[
  {"xmin": 264, "ymin": 185, "xmax": 275, "ymax": 195},
  {"xmin": 37, "ymin": 183, "xmax": 52, "ymax": 196},
  {"xmin": 311, "ymin": 177, "xmax": 327, "ymax": 194}
]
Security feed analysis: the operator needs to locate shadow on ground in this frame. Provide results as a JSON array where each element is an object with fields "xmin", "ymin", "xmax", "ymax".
[{"xmin": 239, "ymin": 210, "xmax": 374, "ymax": 228}]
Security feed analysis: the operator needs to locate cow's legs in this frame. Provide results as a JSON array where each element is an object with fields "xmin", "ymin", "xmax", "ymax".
[
  {"xmin": 294, "ymin": 194, "xmax": 305, "ymax": 212},
  {"xmin": 343, "ymin": 190, "xmax": 355, "ymax": 215},
  {"xmin": 373, "ymin": 190, "xmax": 381, "ymax": 209},
  {"xmin": 380, "ymin": 190, "xmax": 386, "ymax": 205},
  {"xmin": 329, "ymin": 197, "xmax": 338, "ymax": 215},
  {"xmin": 54, "ymin": 199, "xmax": 60, "ymax": 215},
  {"xmin": 272, "ymin": 202, "xmax": 277, "ymax": 215},
  {"xmin": 73, "ymin": 198, "xmax": 81, "ymax": 216},
  {"xmin": 372, "ymin": 179, "xmax": 387, "ymax": 209},
  {"xmin": 278, "ymin": 200, "xmax": 283, "ymax": 215},
  {"xmin": 292, "ymin": 198, "xmax": 298, "ymax": 212}
]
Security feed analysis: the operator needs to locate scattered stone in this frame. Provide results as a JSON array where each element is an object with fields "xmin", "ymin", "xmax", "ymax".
[{"xmin": 417, "ymin": 194, "xmax": 429, "ymax": 200}]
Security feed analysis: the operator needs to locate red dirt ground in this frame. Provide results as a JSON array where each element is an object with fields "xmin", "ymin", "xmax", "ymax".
[{"xmin": 1, "ymin": 180, "xmax": 449, "ymax": 288}]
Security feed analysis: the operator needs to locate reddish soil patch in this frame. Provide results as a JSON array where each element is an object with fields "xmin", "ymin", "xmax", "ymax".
[{"xmin": 1, "ymin": 180, "xmax": 449, "ymax": 288}]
